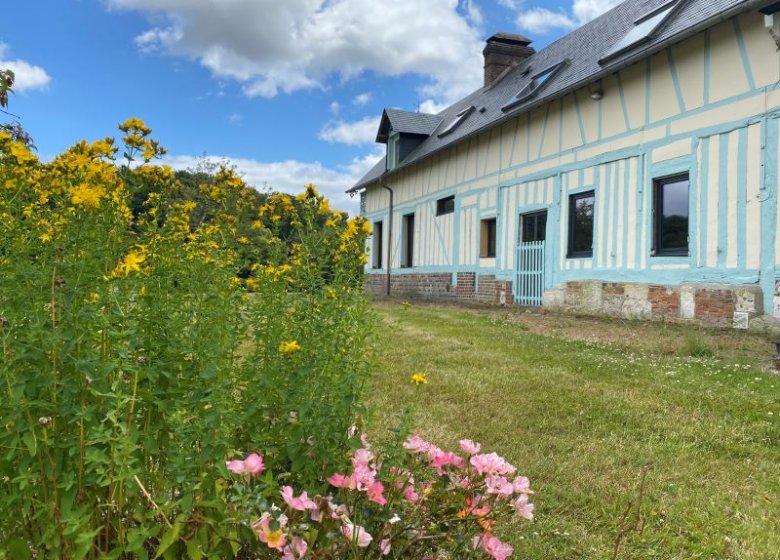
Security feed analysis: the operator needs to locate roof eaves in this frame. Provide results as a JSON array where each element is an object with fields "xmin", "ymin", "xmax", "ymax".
[{"xmin": 349, "ymin": 0, "xmax": 764, "ymax": 193}]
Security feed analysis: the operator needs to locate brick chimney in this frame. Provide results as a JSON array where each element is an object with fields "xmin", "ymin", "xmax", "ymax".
[{"xmin": 483, "ymin": 33, "xmax": 535, "ymax": 88}]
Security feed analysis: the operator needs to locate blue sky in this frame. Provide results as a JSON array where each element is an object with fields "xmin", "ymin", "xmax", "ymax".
[{"xmin": 1, "ymin": 0, "xmax": 621, "ymax": 213}]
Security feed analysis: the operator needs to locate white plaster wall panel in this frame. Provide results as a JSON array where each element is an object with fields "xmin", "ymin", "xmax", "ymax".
[
  {"xmin": 526, "ymin": 107, "xmax": 546, "ymax": 162},
  {"xmin": 584, "ymin": 166, "xmax": 595, "ymax": 187},
  {"xmin": 504, "ymin": 186, "xmax": 518, "ymax": 270},
  {"xmin": 488, "ymin": 189, "xmax": 497, "ymax": 208},
  {"xmin": 440, "ymin": 151, "xmax": 452, "ymax": 191},
  {"xmin": 616, "ymin": 159, "xmax": 626, "ymax": 269},
  {"xmin": 485, "ymin": 128, "xmax": 501, "ymax": 175},
  {"xmin": 568, "ymin": 168, "xmax": 581, "ymax": 191},
  {"xmin": 461, "ymin": 194, "xmax": 478, "ymax": 207},
  {"xmin": 726, "ymin": 128, "xmax": 739, "ymax": 269},
  {"xmin": 499, "ymin": 121, "xmax": 516, "ymax": 169},
  {"xmin": 575, "ymin": 90, "xmax": 600, "ymax": 144},
  {"xmin": 671, "ymin": 95, "xmax": 764, "ymax": 137},
  {"xmin": 432, "ymin": 211, "xmax": 455, "ymax": 266},
  {"xmin": 696, "ymin": 140, "xmax": 706, "ymax": 268},
  {"xmin": 708, "ymin": 21, "xmax": 751, "ymax": 103},
  {"xmin": 541, "ymin": 100, "xmax": 563, "ymax": 158},
  {"xmin": 511, "ymin": 114, "xmax": 530, "ymax": 167},
  {"xmin": 671, "ymin": 33, "xmax": 705, "ymax": 111},
  {"xmin": 606, "ymin": 162, "xmax": 616, "ymax": 268},
  {"xmin": 745, "ymin": 121, "xmax": 760, "ymax": 270},
  {"xmin": 601, "ymin": 74, "xmax": 629, "ymax": 139},
  {"xmin": 595, "ymin": 163, "xmax": 607, "ymax": 268},
  {"xmin": 706, "ymin": 135, "xmax": 720, "ymax": 268},
  {"xmin": 561, "ymin": 93, "xmax": 583, "ymax": 152},
  {"xmin": 640, "ymin": 154, "xmax": 648, "ymax": 270},
  {"xmin": 650, "ymin": 263, "xmax": 690, "ymax": 270},
  {"xmin": 619, "ymin": 60, "xmax": 647, "ymax": 130},
  {"xmin": 739, "ymin": 13, "xmax": 778, "ymax": 89},
  {"xmin": 545, "ymin": 178, "xmax": 554, "ymax": 204},
  {"xmin": 652, "ymin": 138, "xmax": 691, "ymax": 163},
  {"xmin": 417, "ymin": 204, "xmax": 427, "ymax": 266},
  {"xmin": 560, "ymin": 174, "xmax": 570, "ymax": 269},
  {"xmin": 626, "ymin": 157, "xmax": 638, "ymax": 269},
  {"xmin": 393, "ymin": 213, "xmax": 402, "ymax": 268},
  {"xmin": 461, "ymin": 137, "xmax": 476, "ymax": 183},
  {"xmin": 776, "ymin": 118, "xmax": 780, "ymax": 265},
  {"xmin": 651, "ymin": 50, "xmax": 683, "ymax": 122},
  {"xmin": 366, "ymin": 186, "xmax": 390, "ymax": 213},
  {"xmin": 460, "ymin": 206, "xmax": 478, "ymax": 266}
]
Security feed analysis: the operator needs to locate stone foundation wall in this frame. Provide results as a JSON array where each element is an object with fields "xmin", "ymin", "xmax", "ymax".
[
  {"xmin": 364, "ymin": 272, "xmax": 513, "ymax": 306},
  {"xmin": 366, "ymin": 273, "xmax": 767, "ymax": 329},
  {"xmin": 544, "ymin": 280, "xmax": 763, "ymax": 329}
]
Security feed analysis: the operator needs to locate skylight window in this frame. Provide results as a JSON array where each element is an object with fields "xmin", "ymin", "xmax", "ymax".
[
  {"xmin": 501, "ymin": 61, "xmax": 568, "ymax": 112},
  {"xmin": 438, "ymin": 106, "xmax": 475, "ymax": 137},
  {"xmin": 599, "ymin": 0, "xmax": 680, "ymax": 64}
]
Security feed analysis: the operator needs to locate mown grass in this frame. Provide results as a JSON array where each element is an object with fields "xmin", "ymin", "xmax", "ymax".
[{"xmin": 365, "ymin": 301, "xmax": 780, "ymax": 560}]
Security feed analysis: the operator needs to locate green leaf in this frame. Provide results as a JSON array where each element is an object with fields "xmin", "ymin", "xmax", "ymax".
[
  {"xmin": 186, "ymin": 537, "xmax": 202, "ymax": 560},
  {"xmin": 22, "ymin": 432, "xmax": 36, "ymax": 457},
  {"xmin": 154, "ymin": 522, "xmax": 182, "ymax": 559},
  {"xmin": 7, "ymin": 538, "xmax": 30, "ymax": 560}
]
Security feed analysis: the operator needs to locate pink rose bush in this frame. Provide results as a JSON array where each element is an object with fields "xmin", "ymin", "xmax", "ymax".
[{"xmin": 224, "ymin": 435, "xmax": 534, "ymax": 559}]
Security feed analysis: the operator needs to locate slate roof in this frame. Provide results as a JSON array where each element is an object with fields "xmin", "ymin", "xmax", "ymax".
[
  {"xmin": 350, "ymin": 0, "xmax": 764, "ymax": 192},
  {"xmin": 376, "ymin": 108, "xmax": 444, "ymax": 142}
]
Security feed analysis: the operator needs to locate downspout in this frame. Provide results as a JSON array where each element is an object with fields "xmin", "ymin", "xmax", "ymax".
[{"xmin": 380, "ymin": 176, "xmax": 394, "ymax": 296}]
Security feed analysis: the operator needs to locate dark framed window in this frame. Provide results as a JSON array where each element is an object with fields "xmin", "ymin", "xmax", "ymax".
[
  {"xmin": 401, "ymin": 213, "xmax": 414, "ymax": 268},
  {"xmin": 372, "ymin": 221, "xmax": 383, "ymax": 269},
  {"xmin": 436, "ymin": 195, "xmax": 455, "ymax": 216},
  {"xmin": 480, "ymin": 218, "xmax": 497, "ymax": 258},
  {"xmin": 387, "ymin": 132, "xmax": 400, "ymax": 170},
  {"xmin": 568, "ymin": 191, "xmax": 594, "ymax": 258},
  {"xmin": 521, "ymin": 210, "xmax": 547, "ymax": 242},
  {"xmin": 653, "ymin": 173, "xmax": 689, "ymax": 256}
]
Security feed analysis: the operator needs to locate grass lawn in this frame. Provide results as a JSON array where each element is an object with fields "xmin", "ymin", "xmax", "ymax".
[{"xmin": 365, "ymin": 301, "xmax": 780, "ymax": 560}]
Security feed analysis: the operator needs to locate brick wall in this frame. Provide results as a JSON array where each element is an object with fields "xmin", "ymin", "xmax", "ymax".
[
  {"xmin": 648, "ymin": 285, "xmax": 680, "ymax": 318},
  {"xmin": 694, "ymin": 288, "xmax": 735, "ymax": 326},
  {"xmin": 366, "ymin": 273, "xmax": 764, "ymax": 329},
  {"xmin": 365, "ymin": 272, "xmax": 513, "ymax": 306},
  {"xmin": 549, "ymin": 280, "xmax": 762, "ymax": 329}
]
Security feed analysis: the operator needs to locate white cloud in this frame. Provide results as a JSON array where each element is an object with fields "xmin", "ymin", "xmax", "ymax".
[
  {"xmin": 515, "ymin": 0, "xmax": 621, "ymax": 34},
  {"xmin": 418, "ymin": 99, "xmax": 449, "ymax": 115},
  {"xmin": 498, "ymin": 0, "xmax": 523, "ymax": 9},
  {"xmin": 164, "ymin": 148, "xmax": 383, "ymax": 214},
  {"xmin": 228, "ymin": 113, "xmax": 242, "ymax": 124},
  {"xmin": 0, "ymin": 44, "xmax": 52, "ymax": 92},
  {"xmin": 329, "ymin": 101, "xmax": 340, "ymax": 115},
  {"xmin": 516, "ymin": 8, "xmax": 577, "ymax": 33},
  {"xmin": 107, "ymin": 0, "xmax": 483, "ymax": 106},
  {"xmin": 318, "ymin": 116, "xmax": 380, "ymax": 146},
  {"xmin": 462, "ymin": 0, "xmax": 484, "ymax": 27},
  {"xmin": 353, "ymin": 92, "xmax": 371, "ymax": 106}
]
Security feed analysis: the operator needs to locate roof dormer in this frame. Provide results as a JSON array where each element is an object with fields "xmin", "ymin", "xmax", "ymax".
[{"xmin": 376, "ymin": 108, "xmax": 443, "ymax": 171}]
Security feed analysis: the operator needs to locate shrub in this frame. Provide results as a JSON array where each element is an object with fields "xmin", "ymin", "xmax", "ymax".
[
  {"xmin": 223, "ymin": 434, "xmax": 534, "ymax": 559},
  {"xmin": 0, "ymin": 120, "xmax": 372, "ymax": 557}
]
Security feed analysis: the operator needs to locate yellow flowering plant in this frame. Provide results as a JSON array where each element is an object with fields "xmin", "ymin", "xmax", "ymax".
[{"xmin": 0, "ymin": 117, "xmax": 376, "ymax": 558}]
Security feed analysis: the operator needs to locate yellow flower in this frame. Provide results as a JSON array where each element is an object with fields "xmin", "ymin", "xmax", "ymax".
[
  {"xmin": 279, "ymin": 340, "xmax": 301, "ymax": 355},
  {"xmin": 410, "ymin": 372, "xmax": 428, "ymax": 385},
  {"xmin": 238, "ymin": 236, "xmax": 249, "ymax": 245},
  {"xmin": 9, "ymin": 141, "xmax": 37, "ymax": 165},
  {"xmin": 70, "ymin": 184, "xmax": 106, "ymax": 208},
  {"xmin": 245, "ymin": 277, "xmax": 259, "ymax": 291},
  {"xmin": 113, "ymin": 248, "xmax": 146, "ymax": 277},
  {"xmin": 87, "ymin": 292, "xmax": 99, "ymax": 304}
]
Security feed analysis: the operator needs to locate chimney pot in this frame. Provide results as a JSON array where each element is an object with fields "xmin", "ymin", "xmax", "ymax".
[{"xmin": 483, "ymin": 32, "xmax": 535, "ymax": 88}]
